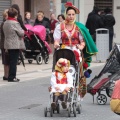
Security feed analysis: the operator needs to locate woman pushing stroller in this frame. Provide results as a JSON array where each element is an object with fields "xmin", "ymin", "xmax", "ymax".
[{"xmin": 53, "ymin": 2, "xmax": 98, "ymax": 98}]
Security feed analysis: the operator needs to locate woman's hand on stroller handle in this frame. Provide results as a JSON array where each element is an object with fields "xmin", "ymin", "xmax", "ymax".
[
  {"xmin": 27, "ymin": 29, "xmax": 34, "ymax": 34},
  {"xmin": 55, "ymin": 87, "xmax": 60, "ymax": 91},
  {"xmin": 65, "ymin": 87, "xmax": 70, "ymax": 92},
  {"xmin": 54, "ymin": 41, "xmax": 60, "ymax": 49}
]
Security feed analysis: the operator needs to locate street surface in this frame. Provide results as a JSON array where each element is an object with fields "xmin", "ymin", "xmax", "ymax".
[{"xmin": 0, "ymin": 55, "xmax": 119, "ymax": 120}]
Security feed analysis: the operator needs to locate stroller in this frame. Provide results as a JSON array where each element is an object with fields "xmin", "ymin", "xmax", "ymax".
[
  {"xmin": 87, "ymin": 43, "xmax": 120, "ymax": 105},
  {"xmin": 24, "ymin": 24, "xmax": 52, "ymax": 64},
  {"xmin": 44, "ymin": 49, "xmax": 82, "ymax": 117}
]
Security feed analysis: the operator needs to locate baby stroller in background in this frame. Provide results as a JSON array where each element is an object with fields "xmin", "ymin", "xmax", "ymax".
[
  {"xmin": 87, "ymin": 43, "xmax": 120, "ymax": 105},
  {"xmin": 23, "ymin": 24, "xmax": 52, "ymax": 64},
  {"xmin": 44, "ymin": 49, "xmax": 82, "ymax": 117}
]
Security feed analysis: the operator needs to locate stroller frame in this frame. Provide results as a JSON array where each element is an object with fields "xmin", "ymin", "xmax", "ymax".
[
  {"xmin": 24, "ymin": 30, "xmax": 49, "ymax": 65},
  {"xmin": 44, "ymin": 49, "xmax": 82, "ymax": 117},
  {"xmin": 87, "ymin": 43, "xmax": 120, "ymax": 105}
]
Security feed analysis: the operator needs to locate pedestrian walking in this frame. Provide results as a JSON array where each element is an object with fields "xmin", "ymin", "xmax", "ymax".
[
  {"xmin": 3, "ymin": 8, "xmax": 25, "ymax": 82},
  {"xmin": 53, "ymin": 2, "xmax": 98, "ymax": 98},
  {"xmin": 86, "ymin": 6, "xmax": 104, "ymax": 43},
  {"xmin": 0, "ymin": 9, "xmax": 9, "ymax": 81},
  {"xmin": 102, "ymin": 7, "xmax": 115, "ymax": 52},
  {"xmin": 24, "ymin": 12, "xmax": 34, "ymax": 26}
]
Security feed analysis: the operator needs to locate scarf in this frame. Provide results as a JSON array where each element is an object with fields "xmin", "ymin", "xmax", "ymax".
[{"xmin": 7, "ymin": 17, "xmax": 18, "ymax": 22}]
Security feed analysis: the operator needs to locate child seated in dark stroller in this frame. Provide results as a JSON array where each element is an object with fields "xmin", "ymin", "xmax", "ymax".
[{"xmin": 50, "ymin": 58, "xmax": 73, "ymax": 109}]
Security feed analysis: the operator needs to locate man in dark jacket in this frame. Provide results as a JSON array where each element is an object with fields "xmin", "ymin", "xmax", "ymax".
[
  {"xmin": 103, "ymin": 7, "xmax": 115, "ymax": 51},
  {"xmin": 86, "ymin": 7, "xmax": 104, "ymax": 42}
]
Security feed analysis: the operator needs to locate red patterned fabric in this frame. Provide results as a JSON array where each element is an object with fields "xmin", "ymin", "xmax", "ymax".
[
  {"xmin": 55, "ymin": 72, "xmax": 68, "ymax": 84},
  {"xmin": 50, "ymin": 19, "xmax": 58, "ymax": 30},
  {"xmin": 61, "ymin": 23, "xmax": 80, "ymax": 46}
]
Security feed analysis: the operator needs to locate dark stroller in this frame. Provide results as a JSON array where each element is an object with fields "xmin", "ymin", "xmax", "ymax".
[
  {"xmin": 87, "ymin": 43, "xmax": 120, "ymax": 104},
  {"xmin": 24, "ymin": 25, "xmax": 52, "ymax": 64},
  {"xmin": 44, "ymin": 49, "xmax": 82, "ymax": 117}
]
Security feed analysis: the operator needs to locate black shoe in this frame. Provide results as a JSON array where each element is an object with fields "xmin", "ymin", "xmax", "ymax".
[
  {"xmin": 3, "ymin": 76, "xmax": 8, "ymax": 80},
  {"xmin": 51, "ymin": 102, "xmax": 56, "ymax": 110},
  {"xmin": 8, "ymin": 78, "xmax": 20, "ymax": 82},
  {"xmin": 61, "ymin": 101, "xmax": 67, "ymax": 109}
]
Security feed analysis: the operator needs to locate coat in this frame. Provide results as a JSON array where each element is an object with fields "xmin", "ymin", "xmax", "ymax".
[
  {"xmin": 0, "ymin": 22, "xmax": 5, "ymax": 49},
  {"xmin": 102, "ymin": 14, "xmax": 115, "ymax": 34},
  {"xmin": 34, "ymin": 19, "xmax": 50, "ymax": 31},
  {"xmin": 3, "ymin": 20, "xmax": 26, "ymax": 50},
  {"xmin": 85, "ymin": 13, "xmax": 104, "ymax": 35},
  {"xmin": 24, "ymin": 18, "xmax": 34, "ymax": 26}
]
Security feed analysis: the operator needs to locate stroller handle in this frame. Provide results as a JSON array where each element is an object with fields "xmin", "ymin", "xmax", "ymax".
[{"xmin": 27, "ymin": 29, "xmax": 34, "ymax": 34}]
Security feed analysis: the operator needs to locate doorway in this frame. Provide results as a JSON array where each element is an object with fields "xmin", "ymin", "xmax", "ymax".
[{"xmin": 24, "ymin": 0, "xmax": 31, "ymax": 12}]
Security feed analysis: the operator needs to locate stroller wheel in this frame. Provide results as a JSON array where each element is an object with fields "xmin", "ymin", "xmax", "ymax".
[
  {"xmin": 17, "ymin": 59, "xmax": 21, "ymax": 65},
  {"xmin": 97, "ymin": 94, "xmax": 107, "ymax": 105},
  {"xmin": 77, "ymin": 103, "xmax": 81, "ymax": 114},
  {"xmin": 28, "ymin": 60, "xmax": 33, "ymax": 64},
  {"xmin": 44, "ymin": 107, "xmax": 47, "ymax": 117},
  {"xmin": 50, "ymin": 107, "xmax": 53, "ymax": 117},
  {"xmin": 36, "ymin": 55, "xmax": 43, "ymax": 65},
  {"xmin": 106, "ymin": 84, "xmax": 114, "ymax": 98},
  {"xmin": 44, "ymin": 56, "xmax": 49, "ymax": 64},
  {"xmin": 68, "ymin": 106, "xmax": 71, "ymax": 117},
  {"xmin": 73, "ymin": 104, "xmax": 76, "ymax": 117},
  {"xmin": 56, "ymin": 104, "xmax": 60, "ymax": 114}
]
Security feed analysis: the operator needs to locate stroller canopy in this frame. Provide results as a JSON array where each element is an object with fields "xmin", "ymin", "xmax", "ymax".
[
  {"xmin": 32, "ymin": 25, "xmax": 46, "ymax": 41},
  {"xmin": 52, "ymin": 49, "xmax": 76, "ymax": 71}
]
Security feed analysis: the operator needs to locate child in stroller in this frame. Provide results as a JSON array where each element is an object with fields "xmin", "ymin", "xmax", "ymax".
[
  {"xmin": 50, "ymin": 58, "xmax": 73, "ymax": 109},
  {"xmin": 44, "ymin": 49, "xmax": 81, "ymax": 117}
]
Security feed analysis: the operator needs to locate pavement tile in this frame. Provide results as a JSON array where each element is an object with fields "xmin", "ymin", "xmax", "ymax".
[{"xmin": 0, "ymin": 54, "xmax": 105, "ymax": 85}]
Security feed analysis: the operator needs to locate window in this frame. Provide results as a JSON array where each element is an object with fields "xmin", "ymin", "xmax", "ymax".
[
  {"xmin": 94, "ymin": 0, "xmax": 113, "ymax": 12},
  {"xmin": 61, "ymin": 0, "xmax": 74, "ymax": 14}
]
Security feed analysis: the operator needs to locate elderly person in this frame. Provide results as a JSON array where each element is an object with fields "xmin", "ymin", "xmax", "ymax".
[
  {"xmin": 0, "ymin": 9, "xmax": 9, "ymax": 80},
  {"xmin": 34, "ymin": 13, "xmax": 50, "ymax": 30},
  {"xmin": 3, "ymin": 8, "xmax": 25, "ymax": 82}
]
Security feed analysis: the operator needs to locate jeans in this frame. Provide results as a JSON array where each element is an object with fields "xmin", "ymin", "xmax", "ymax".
[{"xmin": 8, "ymin": 49, "xmax": 19, "ymax": 81}]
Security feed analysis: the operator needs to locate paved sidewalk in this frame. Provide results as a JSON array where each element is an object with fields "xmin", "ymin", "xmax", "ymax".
[{"xmin": 0, "ymin": 54, "xmax": 105, "ymax": 85}]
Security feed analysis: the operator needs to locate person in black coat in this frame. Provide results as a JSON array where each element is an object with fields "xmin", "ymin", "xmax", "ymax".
[
  {"xmin": 87, "ymin": 6, "xmax": 99, "ymax": 18},
  {"xmin": 34, "ymin": 13, "xmax": 50, "ymax": 30},
  {"xmin": 86, "ymin": 7, "xmax": 104, "ymax": 42},
  {"xmin": 102, "ymin": 7, "xmax": 116, "ymax": 51},
  {"xmin": 11, "ymin": 4, "xmax": 27, "ymax": 31},
  {"xmin": 34, "ymin": 13, "xmax": 51, "ymax": 43},
  {"xmin": 35, "ymin": 11, "xmax": 50, "ymax": 27}
]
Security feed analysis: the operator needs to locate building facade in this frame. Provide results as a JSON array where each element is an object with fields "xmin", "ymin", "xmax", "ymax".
[{"xmin": 0, "ymin": 0, "xmax": 119, "ymax": 43}]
